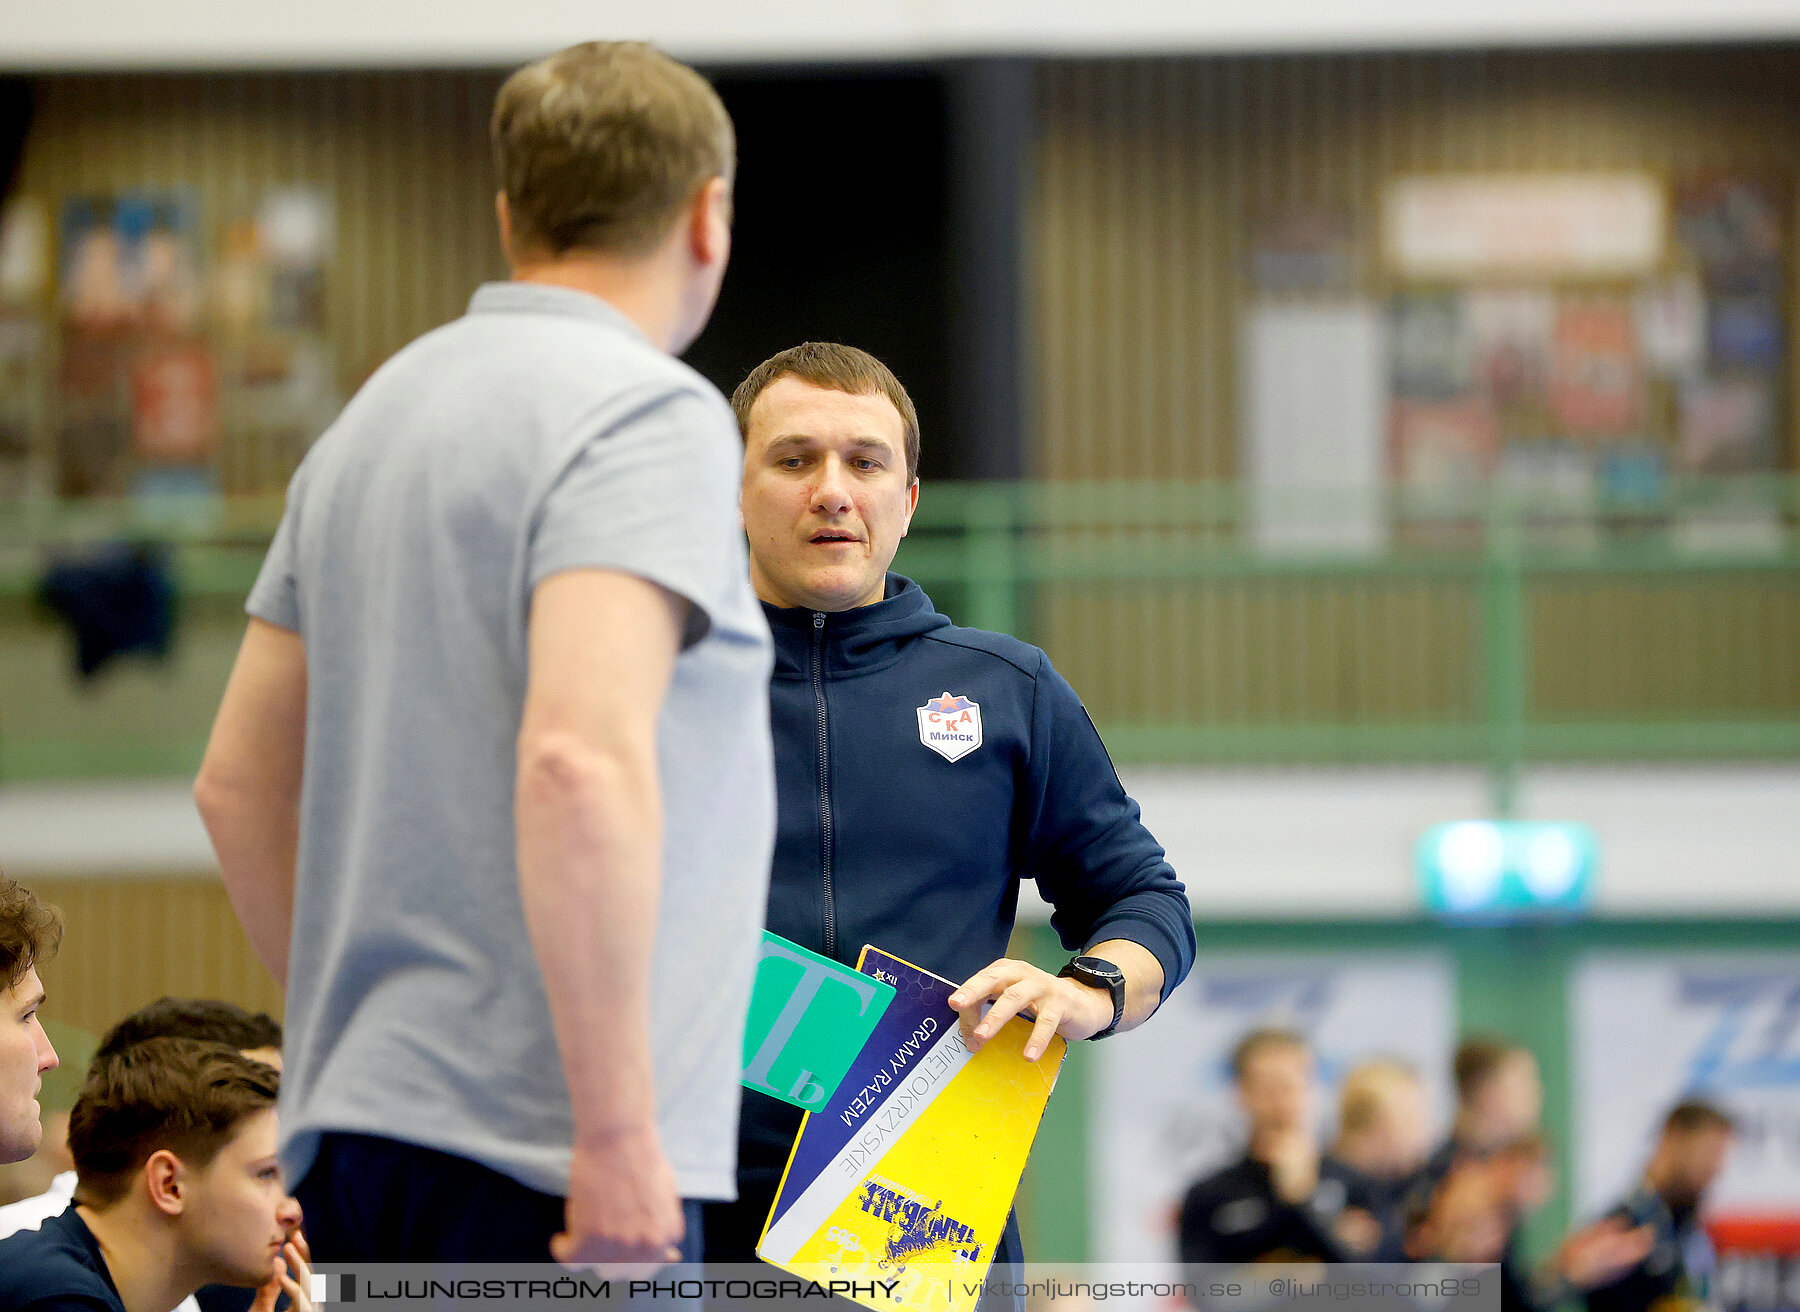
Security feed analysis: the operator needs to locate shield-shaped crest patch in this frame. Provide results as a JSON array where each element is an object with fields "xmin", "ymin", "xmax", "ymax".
[{"xmin": 917, "ymin": 692, "xmax": 982, "ymax": 762}]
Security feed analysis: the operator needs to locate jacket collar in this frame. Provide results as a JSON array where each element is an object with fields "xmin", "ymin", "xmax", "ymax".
[{"xmin": 762, "ymin": 574, "xmax": 950, "ymax": 680}]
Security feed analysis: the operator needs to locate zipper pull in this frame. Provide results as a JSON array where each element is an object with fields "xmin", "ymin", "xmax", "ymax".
[{"xmin": 813, "ymin": 612, "xmax": 825, "ymax": 631}]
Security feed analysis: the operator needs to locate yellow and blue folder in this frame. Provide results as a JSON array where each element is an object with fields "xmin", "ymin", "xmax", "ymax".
[{"xmin": 756, "ymin": 946, "xmax": 1066, "ymax": 1312}]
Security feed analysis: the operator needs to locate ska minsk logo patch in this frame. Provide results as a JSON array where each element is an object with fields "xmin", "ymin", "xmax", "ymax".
[{"xmin": 917, "ymin": 691, "xmax": 983, "ymax": 762}]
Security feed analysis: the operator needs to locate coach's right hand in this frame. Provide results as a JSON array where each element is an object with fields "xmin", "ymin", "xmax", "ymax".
[{"xmin": 552, "ymin": 1121, "xmax": 685, "ymax": 1267}]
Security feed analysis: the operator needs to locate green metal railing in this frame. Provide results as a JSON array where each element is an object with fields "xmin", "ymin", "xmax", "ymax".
[
  {"xmin": 894, "ymin": 477, "xmax": 1800, "ymax": 815},
  {"xmin": 0, "ymin": 493, "xmax": 281, "ymax": 600},
  {"xmin": 3, "ymin": 479, "xmax": 1799, "ymax": 798}
]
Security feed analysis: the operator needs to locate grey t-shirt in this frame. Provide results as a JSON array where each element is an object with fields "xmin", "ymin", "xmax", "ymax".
[{"xmin": 246, "ymin": 282, "xmax": 774, "ymax": 1201}]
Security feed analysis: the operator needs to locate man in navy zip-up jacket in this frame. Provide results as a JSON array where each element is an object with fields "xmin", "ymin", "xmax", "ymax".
[{"xmin": 702, "ymin": 343, "xmax": 1196, "ymax": 1270}]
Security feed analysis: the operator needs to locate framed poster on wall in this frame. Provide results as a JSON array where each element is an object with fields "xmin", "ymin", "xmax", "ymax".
[{"xmin": 1385, "ymin": 173, "xmax": 1665, "ymax": 280}]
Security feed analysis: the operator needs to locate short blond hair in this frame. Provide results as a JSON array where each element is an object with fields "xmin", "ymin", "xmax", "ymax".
[
  {"xmin": 492, "ymin": 41, "xmax": 735, "ymax": 258},
  {"xmin": 1338, "ymin": 1058, "xmax": 1421, "ymax": 1136}
]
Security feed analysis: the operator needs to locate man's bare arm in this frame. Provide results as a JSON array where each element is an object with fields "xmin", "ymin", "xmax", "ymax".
[
  {"xmin": 515, "ymin": 568, "xmax": 689, "ymax": 1265},
  {"xmin": 196, "ymin": 618, "xmax": 308, "ymax": 988}
]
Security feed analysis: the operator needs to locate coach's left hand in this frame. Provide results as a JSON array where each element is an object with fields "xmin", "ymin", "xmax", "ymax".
[
  {"xmin": 949, "ymin": 959, "xmax": 1115, "ymax": 1061},
  {"xmin": 950, "ymin": 939, "xmax": 1166, "ymax": 1061}
]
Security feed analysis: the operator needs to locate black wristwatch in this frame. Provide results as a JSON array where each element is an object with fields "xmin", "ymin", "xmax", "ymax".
[{"xmin": 1058, "ymin": 955, "xmax": 1126, "ymax": 1039}]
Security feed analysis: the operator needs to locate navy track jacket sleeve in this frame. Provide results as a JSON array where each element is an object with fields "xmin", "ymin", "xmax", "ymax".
[{"xmin": 1016, "ymin": 651, "xmax": 1196, "ymax": 999}]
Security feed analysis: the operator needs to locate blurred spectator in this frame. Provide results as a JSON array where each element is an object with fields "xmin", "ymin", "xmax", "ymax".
[
  {"xmin": 0, "ymin": 877, "xmax": 62, "ymax": 1167},
  {"xmin": 1330, "ymin": 1058, "xmax": 1432, "ymax": 1258},
  {"xmin": 1400, "ymin": 1039, "xmax": 1544, "ymax": 1303},
  {"xmin": 1583, "ymin": 1101, "xmax": 1735, "ymax": 1312},
  {"xmin": 1406, "ymin": 1157, "xmax": 1514, "ymax": 1264},
  {"xmin": 1434, "ymin": 1038, "xmax": 1546, "ymax": 1175},
  {"xmin": 1334, "ymin": 1059, "xmax": 1432, "ymax": 1183},
  {"xmin": 1404, "ymin": 1036, "xmax": 1656, "ymax": 1303},
  {"xmin": 0, "ymin": 1038, "xmax": 309, "ymax": 1312},
  {"xmin": 1407, "ymin": 1128, "xmax": 1651, "ymax": 1311},
  {"xmin": 1179, "ymin": 1028, "xmax": 1383, "ymax": 1264}
]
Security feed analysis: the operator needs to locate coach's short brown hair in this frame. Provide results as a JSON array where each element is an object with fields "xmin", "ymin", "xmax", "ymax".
[
  {"xmin": 0, "ymin": 875, "xmax": 62, "ymax": 994},
  {"xmin": 70, "ymin": 1038, "xmax": 279, "ymax": 1209},
  {"xmin": 731, "ymin": 343, "xmax": 921, "ymax": 484},
  {"xmin": 492, "ymin": 41, "xmax": 734, "ymax": 258}
]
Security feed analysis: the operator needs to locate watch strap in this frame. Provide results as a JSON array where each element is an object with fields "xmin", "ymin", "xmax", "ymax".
[{"xmin": 1059, "ymin": 956, "xmax": 1126, "ymax": 1039}]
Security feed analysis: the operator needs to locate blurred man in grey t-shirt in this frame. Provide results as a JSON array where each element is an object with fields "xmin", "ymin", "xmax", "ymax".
[{"xmin": 195, "ymin": 42, "xmax": 774, "ymax": 1266}]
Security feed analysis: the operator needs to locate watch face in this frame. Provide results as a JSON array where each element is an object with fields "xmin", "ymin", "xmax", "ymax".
[
  {"xmin": 1066, "ymin": 956, "xmax": 1127, "ymax": 1039},
  {"xmin": 1072, "ymin": 955, "xmax": 1125, "ymax": 984}
]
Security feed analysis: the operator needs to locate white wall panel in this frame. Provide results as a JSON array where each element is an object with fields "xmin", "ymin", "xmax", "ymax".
[
  {"xmin": 9, "ymin": 767, "xmax": 1795, "ymax": 915},
  {"xmin": 1019, "ymin": 764, "xmax": 1800, "ymax": 919},
  {"xmin": 7, "ymin": 0, "xmax": 1800, "ymax": 71}
]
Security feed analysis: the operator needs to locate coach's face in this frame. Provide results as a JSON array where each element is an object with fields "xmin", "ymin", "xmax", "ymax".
[
  {"xmin": 742, "ymin": 376, "xmax": 918, "ymax": 612},
  {"xmin": 0, "ymin": 967, "xmax": 58, "ymax": 1164}
]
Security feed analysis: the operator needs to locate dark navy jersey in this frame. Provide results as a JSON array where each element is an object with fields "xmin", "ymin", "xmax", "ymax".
[
  {"xmin": 0, "ymin": 1207, "xmax": 126, "ymax": 1312},
  {"xmin": 1585, "ymin": 1185, "xmax": 1710, "ymax": 1312},
  {"xmin": 1179, "ymin": 1153, "xmax": 1382, "ymax": 1265}
]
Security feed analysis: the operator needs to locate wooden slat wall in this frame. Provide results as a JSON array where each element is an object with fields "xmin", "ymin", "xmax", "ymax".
[
  {"xmin": 8, "ymin": 59, "xmax": 1797, "ymax": 748},
  {"xmin": 1033, "ymin": 566, "xmax": 1800, "ymax": 736},
  {"xmin": 1029, "ymin": 49, "xmax": 1800, "ymax": 734},
  {"xmin": 1030, "ymin": 47, "xmax": 1800, "ymax": 480},
  {"xmin": 1533, "ymin": 575, "xmax": 1800, "ymax": 716},
  {"xmin": 17, "ymin": 70, "xmax": 506, "ymax": 490},
  {"xmin": 1033, "ymin": 575, "xmax": 1482, "ymax": 731},
  {"xmin": 24, "ymin": 878, "xmax": 283, "ymax": 1039}
]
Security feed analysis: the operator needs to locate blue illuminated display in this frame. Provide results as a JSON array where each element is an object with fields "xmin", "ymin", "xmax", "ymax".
[{"xmin": 1417, "ymin": 821, "xmax": 1598, "ymax": 919}]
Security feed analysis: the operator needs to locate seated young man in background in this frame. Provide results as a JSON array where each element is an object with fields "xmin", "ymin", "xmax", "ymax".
[
  {"xmin": 0, "ymin": 1038, "xmax": 309, "ymax": 1312},
  {"xmin": 1, "ymin": 876, "xmax": 62, "ymax": 1168},
  {"xmin": 0, "ymin": 998, "xmax": 283, "ymax": 1240}
]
